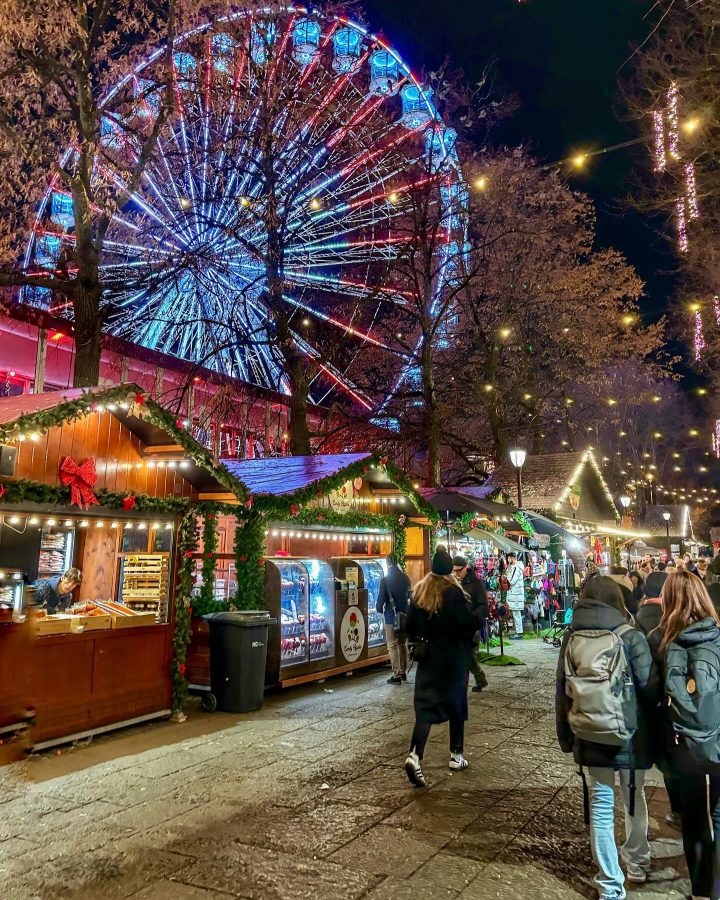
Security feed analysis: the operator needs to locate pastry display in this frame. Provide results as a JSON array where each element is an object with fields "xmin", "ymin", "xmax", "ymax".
[{"xmin": 275, "ymin": 559, "xmax": 335, "ymax": 666}]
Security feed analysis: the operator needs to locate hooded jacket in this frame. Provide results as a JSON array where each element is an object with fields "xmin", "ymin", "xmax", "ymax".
[
  {"xmin": 376, "ymin": 564, "xmax": 411, "ymax": 625},
  {"xmin": 460, "ymin": 568, "xmax": 489, "ymax": 619},
  {"xmin": 555, "ymin": 597, "xmax": 659, "ymax": 769}
]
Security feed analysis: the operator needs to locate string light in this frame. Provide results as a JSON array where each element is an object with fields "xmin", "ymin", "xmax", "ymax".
[
  {"xmin": 667, "ymin": 82, "xmax": 680, "ymax": 160},
  {"xmin": 684, "ymin": 163, "xmax": 700, "ymax": 219},
  {"xmin": 652, "ymin": 109, "xmax": 666, "ymax": 172}
]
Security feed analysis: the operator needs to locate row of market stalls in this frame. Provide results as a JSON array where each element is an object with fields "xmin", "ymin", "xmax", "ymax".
[{"xmin": 0, "ymin": 385, "xmax": 434, "ymax": 751}]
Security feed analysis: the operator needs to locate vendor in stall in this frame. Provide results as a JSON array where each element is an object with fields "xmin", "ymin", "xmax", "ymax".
[{"xmin": 34, "ymin": 568, "xmax": 83, "ymax": 613}]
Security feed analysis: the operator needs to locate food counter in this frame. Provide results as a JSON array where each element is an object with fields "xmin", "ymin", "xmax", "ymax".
[{"xmin": 0, "ymin": 512, "xmax": 178, "ymax": 748}]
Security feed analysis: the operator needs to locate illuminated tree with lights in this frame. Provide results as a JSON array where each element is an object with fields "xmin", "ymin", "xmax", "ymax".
[
  {"xmin": 0, "ymin": 0, "xmax": 185, "ymax": 386},
  {"xmin": 452, "ymin": 150, "xmax": 658, "ymax": 464}
]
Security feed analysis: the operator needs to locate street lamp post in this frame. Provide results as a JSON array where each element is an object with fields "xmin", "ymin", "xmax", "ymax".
[
  {"xmin": 619, "ymin": 495, "xmax": 631, "ymax": 524},
  {"xmin": 663, "ymin": 510, "xmax": 671, "ymax": 542},
  {"xmin": 509, "ymin": 449, "xmax": 527, "ymax": 509}
]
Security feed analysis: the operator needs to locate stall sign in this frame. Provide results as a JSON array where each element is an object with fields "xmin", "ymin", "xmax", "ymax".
[
  {"xmin": 345, "ymin": 567, "xmax": 359, "ymax": 588},
  {"xmin": 340, "ymin": 607, "xmax": 365, "ymax": 662},
  {"xmin": 329, "ymin": 482, "xmax": 353, "ymax": 514}
]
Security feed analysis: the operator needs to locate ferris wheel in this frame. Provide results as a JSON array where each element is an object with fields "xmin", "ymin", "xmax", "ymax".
[{"xmin": 22, "ymin": 7, "xmax": 464, "ymax": 408}]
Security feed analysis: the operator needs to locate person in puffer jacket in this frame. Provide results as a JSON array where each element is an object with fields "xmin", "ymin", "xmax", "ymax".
[{"xmin": 556, "ymin": 576, "xmax": 659, "ymax": 900}]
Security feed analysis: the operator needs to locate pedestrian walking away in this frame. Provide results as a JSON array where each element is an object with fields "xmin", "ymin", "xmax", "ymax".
[
  {"xmin": 505, "ymin": 550, "xmax": 526, "ymax": 640},
  {"xmin": 556, "ymin": 575, "xmax": 659, "ymax": 900},
  {"xmin": 376, "ymin": 553, "xmax": 411, "ymax": 684},
  {"xmin": 404, "ymin": 548, "xmax": 480, "ymax": 787},
  {"xmin": 453, "ymin": 555, "xmax": 489, "ymax": 692},
  {"xmin": 635, "ymin": 571, "xmax": 683, "ymax": 830},
  {"xmin": 656, "ymin": 571, "xmax": 720, "ymax": 900}
]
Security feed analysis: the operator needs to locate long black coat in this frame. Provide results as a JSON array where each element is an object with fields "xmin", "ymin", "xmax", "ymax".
[
  {"xmin": 406, "ymin": 579, "xmax": 478, "ymax": 725},
  {"xmin": 555, "ymin": 597, "xmax": 659, "ymax": 769}
]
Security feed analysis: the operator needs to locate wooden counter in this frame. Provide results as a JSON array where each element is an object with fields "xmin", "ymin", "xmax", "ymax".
[
  {"xmin": 33, "ymin": 624, "xmax": 173, "ymax": 744},
  {"xmin": 0, "ymin": 621, "xmax": 34, "ymax": 734}
]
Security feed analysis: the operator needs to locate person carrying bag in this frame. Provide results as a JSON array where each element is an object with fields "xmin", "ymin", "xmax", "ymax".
[
  {"xmin": 556, "ymin": 576, "xmax": 658, "ymax": 900},
  {"xmin": 376, "ymin": 553, "xmax": 411, "ymax": 685}
]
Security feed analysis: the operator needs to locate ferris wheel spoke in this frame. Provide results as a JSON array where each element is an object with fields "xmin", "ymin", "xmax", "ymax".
[{"xmin": 281, "ymin": 293, "xmax": 398, "ymax": 352}]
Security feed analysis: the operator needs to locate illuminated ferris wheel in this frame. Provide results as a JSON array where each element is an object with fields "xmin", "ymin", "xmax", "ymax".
[{"xmin": 23, "ymin": 7, "xmax": 464, "ymax": 407}]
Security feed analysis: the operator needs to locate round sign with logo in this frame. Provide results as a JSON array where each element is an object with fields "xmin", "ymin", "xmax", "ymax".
[
  {"xmin": 329, "ymin": 481, "xmax": 353, "ymax": 514},
  {"xmin": 340, "ymin": 607, "xmax": 366, "ymax": 662}
]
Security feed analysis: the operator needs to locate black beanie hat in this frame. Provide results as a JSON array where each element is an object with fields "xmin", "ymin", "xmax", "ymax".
[
  {"xmin": 452, "ymin": 555, "xmax": 468, "ymax": 568},
  {"xmin": 432, "ymin": 548, "xmax": 454, "ymax": 576},
  {"xmin": 644, "ymin": 571, "xmax": 667, "ymax": 598}
]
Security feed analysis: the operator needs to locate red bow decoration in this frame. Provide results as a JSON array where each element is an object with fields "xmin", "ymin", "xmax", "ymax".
[
  {"xmin": 59, "ymin": 456, "xmax": 99, "ymax": 510},
  {"xmin": 134, "ymin": 392, "xmax": 145, "ymax": 405},
  {"xmin": 122, "ymin": 495, "xmax": 136, "ymax": 511},
  {"xmin": 238, "ymin": 555, "xmax": 248, "ymax": 563},
  {"xmin": 0, "ymin": 483, "xmax": 5, "ymax": 499},
  {"xmin": 245, "ymin": 494, "xmax": 254, "ymax": 510},
  {"xmin": 179, "ymin": 663, "xmax": 186, "ymax": 676},
  {"xmin": 290, "ymin": 504, "xmax": 299, "ymax": 517}
]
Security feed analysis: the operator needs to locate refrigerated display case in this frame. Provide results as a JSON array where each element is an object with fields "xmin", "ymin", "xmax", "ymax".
[
  {"xmin": 355, "ymin": 559, "xmax": 388, "ymax": 649},
  {"xmin": 0, "ymin": 569, "xmax": 24, "ymax": 623},
  {"xmin": 274, "ymin": 559, "xmax": 335, "ymax": 668},
  {"xmin": 265, "ymin": 558, "xmax": 336, "ymax": 682}
]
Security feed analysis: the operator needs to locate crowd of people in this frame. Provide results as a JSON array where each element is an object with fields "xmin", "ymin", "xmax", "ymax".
[{"xmin": 378, "ymin": 544, "xmax": 720, "ymax": 900}]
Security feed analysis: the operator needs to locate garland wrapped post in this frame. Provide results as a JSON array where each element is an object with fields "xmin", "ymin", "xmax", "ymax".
[
  {"xmin": 193, "ymin": 510, "xmax": 222, "ymax": 617},
  {"xmin": 513, "ymin": 510, "xmax": 535, "ymax": 538},
  {"xmin": 235, "ymin": 510, "xmax": 266, "ymax": 610},
  {"xmin": 172, "ymin": 509, "xmax": 199, "ymax": 715}
]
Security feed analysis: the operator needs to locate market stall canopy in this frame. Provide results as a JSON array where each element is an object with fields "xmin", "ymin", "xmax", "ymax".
[
  {"xmin": 640, "ymin": 504, "xmax": 694, "ymax": 540},
  {"xmin": 465, "ymin": 528, "xmax": 528, "ymax": 555},
  {"xmin": 524, "ymin": 512, "xmax": 586, "ymax": 547},
  {"xmin": 484, "ymin": 450, "xmax": 619, "ymax": 523},
  {"xmin": 419, "ymin": 487, "xmax": 518, "ymax": 524},
  {"xmin": 418, "ymin": 488, "xmax": 497, "ymax": 516}
]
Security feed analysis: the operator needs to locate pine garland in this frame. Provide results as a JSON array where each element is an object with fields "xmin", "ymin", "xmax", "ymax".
[
  {"xmin": 234, "ymin": 511, "xmax": 266, "ymax": 610},
  {"xmin": 172, "ymin": 509, "xmax": 199, "ymax": 711},
  {"xmin": 198, "ymin": 512, "xmax": 219, "ymax": 611}
]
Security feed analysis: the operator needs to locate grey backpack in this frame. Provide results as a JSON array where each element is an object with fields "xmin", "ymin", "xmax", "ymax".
[{"xmin": 564, "ymin": 624, "xmax": 637, "ymax": 746}]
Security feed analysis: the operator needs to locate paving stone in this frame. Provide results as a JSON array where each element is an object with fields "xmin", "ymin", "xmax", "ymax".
[
  {"xmin": 0, "ymin": 640, "xmax": 691, "ymax": 899},
  {"xmin": 328, "ymin": 823, "xmax": 447, "ymax": 876}
]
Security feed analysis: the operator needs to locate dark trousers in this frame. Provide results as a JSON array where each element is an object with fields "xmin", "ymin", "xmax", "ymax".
[
  {"xmin": 410, "ymin": 717, "xmax": 464, "ymax": 759},
  {"xmin": 468, "ymin": 648, "xmax": 486, "ymax": 685},
  {"xmin": 676, "ymin": 772, "xmax": 720, "ymax": 899}
]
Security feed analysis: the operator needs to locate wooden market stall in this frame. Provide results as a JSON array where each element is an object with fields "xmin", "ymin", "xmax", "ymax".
[
  {"xmin": 186, "ymin": 453, "xmax": 434, "ymax": 692},
  {"xmin": 0, "ymin": 384, "xmax": 242, "ymax": 748}
]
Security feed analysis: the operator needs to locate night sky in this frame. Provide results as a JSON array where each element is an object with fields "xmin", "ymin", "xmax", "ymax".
[{"xmin": 364, "ymin": 0, "xmax": 677, "ymax": 323}]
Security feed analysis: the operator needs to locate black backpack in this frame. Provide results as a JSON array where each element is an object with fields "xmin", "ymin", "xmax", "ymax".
[{"xmin": 665, "ymin": 636, "xmax": 720, "ymax": 772}]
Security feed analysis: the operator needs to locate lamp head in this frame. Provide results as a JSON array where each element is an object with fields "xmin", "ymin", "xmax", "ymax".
[
  {"xmin": 662, "ymin": 511, "xmax": 671, "ymax": 522},
  {"xmin": 620, "ymin": 495, "xmax": 631, "ymax": 509},
  {"xmin": 509, "ymin": 448, "xmax": 527, "ymax": 469}
]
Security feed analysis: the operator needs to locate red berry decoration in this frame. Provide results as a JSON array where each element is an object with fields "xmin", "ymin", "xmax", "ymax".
[
  {"xmin": 238, "ymin": 555, "xmax": 248, "ymax": 563},
  {"xmin": 205, "ymin": 552, "xmax": 214, "ymax": 559},
  {"xmin": 0, "ymin": 483, "xmax": 5, "ymax": 499},
  {"xmin": 290, "ymin": 504, "xmax": 299, "ymax": 517},
  {"xmin": 258, "ymin": 559, "xmax": 265, "ymax": 567},
  {"xmin": 134, "ymin": 392, "xmax": 146, "ymax": 405},
  {"xmin": 183, "ymin": 550, "xmax": 194, "ymax": 559},
  {"xmin": 121, "ymin": 495, "xmax": 136, "ymax": 511},
  {"xmin": 179, "ymin": 663, "xmax": 186, "ymax": 676}
]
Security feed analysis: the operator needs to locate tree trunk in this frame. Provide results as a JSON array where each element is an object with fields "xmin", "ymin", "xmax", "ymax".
[
  {"xmin": 488, "ymin": 404, "xmax": 507, "ymax": 465},
  {"xmin": 71, "ymin": 274, "xmax": 102, "ymax": 387},
  {"xmin": 421, "ymin": 342, "xmax": 441, "ymax": 487},
  {"xmin": 287, "ymin": 356, "xmax": 311, "ymax": 455}
]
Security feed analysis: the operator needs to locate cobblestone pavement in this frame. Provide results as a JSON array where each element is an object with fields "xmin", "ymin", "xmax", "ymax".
[{"xmin": 1, "ymin": 640, "xmax": 690, "ymax": 900}]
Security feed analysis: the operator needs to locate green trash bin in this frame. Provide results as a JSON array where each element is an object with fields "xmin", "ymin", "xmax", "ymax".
[{"xmin": 203, "ymin": 611, "xmax": 276, "ymax": 713}]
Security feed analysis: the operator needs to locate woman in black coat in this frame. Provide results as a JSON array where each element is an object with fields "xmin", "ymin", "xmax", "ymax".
[{"xmin": 404, "ymin": 548, "xmax": 479, "ymax": 787}]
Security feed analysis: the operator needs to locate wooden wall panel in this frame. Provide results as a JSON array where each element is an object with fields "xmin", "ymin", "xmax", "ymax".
[
  {"xmin": 78, "ymin": 527, "xmax": 118, "ymax": 602},
  {"xmin": 10, "ymin": 411, "xmax": 199, "ymax": 500}
]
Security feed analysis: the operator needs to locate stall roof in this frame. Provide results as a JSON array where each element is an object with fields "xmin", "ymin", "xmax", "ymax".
[
  {"xmin": 465, "ymin": 528, "xmax": 528, "ymax": 555},
  {"xmin": 0, "ymin": 388, "xmax": 89, "ymax": 425},
  {"xmin": 485, "ymin": 450, "xmax": 619, "ymax": 521},
  {"xmin": 0, "ymin": 384, "xmax": 238, "ymax": 496},
  {"xmin": 222, "ymin": 453, "xmax": 372, "ymax": 496}
]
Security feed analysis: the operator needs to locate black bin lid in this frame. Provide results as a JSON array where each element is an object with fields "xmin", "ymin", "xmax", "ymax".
[{"xmin": 203, "ymin": 610, "xmax": 276, "ymax": 626}]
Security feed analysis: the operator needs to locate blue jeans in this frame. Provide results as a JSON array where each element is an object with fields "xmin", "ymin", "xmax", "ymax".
[{"xmin": 588, "ymin": 768, "xmax": 649, "ymax": 899}]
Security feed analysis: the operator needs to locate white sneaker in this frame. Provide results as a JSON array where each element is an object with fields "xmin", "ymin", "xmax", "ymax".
[
  {"xmin": 404, "ymin": 751, "xmax": 425, "ymax": 787},
  {"xmin": 449, "ymin": 753, "xmax": 469, "ymax": 771},
  {"xmin": 625, "ymin": 864, "xmax": 647, "ymax": 884}
]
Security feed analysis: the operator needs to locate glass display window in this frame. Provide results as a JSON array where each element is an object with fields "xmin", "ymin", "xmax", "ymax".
[
  {"xmin": 277, "ymin": 560, "xmax": 309, "ymax": 666},
  {"xmin": 357, "ymin": 559, "xmax": 387, "ymax": 648},
  {"xmin": 301, "ymin": 559, "xmax": 335, "ymax": 662}
]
